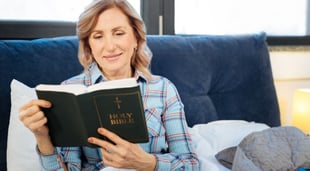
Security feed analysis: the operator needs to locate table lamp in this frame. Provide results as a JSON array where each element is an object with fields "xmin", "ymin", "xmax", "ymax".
[{"xmin": 292, "ymin": 88, "xmax": 310, "ymax": 135}]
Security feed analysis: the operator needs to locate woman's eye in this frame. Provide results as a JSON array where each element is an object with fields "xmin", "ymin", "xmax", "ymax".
[
  {"xmin": 115, "ymin": 31, "xmax": 125, "ymax": 36},
  {"xmin": 92, "ymin": 34, "xmax": 102, "ymax": 39},
  {"xmin": 93, "ymin": 35, "xmax": 102, "ymax": 39}
]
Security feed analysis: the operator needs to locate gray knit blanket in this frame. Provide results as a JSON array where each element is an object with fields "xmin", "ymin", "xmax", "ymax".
[{"xmin": 232, "ymin": 126, "xmax": 310, "ymax": 171}]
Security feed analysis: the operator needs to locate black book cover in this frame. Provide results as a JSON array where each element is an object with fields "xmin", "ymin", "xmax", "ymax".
[{"xmin": 35, "ymin": 79, "xmax": 149, "ymax": 147}]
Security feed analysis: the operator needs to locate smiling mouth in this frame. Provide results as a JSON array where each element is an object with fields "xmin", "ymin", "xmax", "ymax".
[{"xmin": 103, "ymin": 52, "xmax": 122, "ymax": 59}]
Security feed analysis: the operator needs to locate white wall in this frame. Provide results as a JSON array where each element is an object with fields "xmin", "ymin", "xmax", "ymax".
[{"xmin": 269, "ymin": 49, "xmax": 310, "ymax": 126}]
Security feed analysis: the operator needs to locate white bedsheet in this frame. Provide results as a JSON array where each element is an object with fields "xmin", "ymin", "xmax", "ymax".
[{"xmin": 188, "ymin": 120, "xmax": 270, "ymax": 171}]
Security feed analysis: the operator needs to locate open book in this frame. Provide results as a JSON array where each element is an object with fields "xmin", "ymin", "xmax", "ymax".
[{"xmin": 35, "ymin": 78, "xmax": 149, "ymax": 147}]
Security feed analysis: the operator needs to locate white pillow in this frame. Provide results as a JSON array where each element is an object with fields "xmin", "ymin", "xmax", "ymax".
[{"xmin": 7, "ymin": 79, "xmax": 40, "ymax": 171}]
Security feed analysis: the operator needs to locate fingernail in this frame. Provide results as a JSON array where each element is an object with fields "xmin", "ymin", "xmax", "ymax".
[
  {"xmin": 46, "ymin": 102, "xmax": 52, "ymax": 107},
  {"xmin": 88, "ymin": 137, "xmax": 94, "ymax": 143},
  {"xmin": 98, "ymin": 128, "xmax": 106, "ymax": 134}
]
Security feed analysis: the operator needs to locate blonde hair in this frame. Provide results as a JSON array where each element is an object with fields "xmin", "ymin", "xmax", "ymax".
[{"xmin": 77, "ymin": 0, "xmax": 153, "ymax": 80}]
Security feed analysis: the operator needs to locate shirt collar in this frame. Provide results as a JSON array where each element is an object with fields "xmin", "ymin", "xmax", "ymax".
[
  {"xmin": 87, "ymin": 63, "xmax": 103, "ymax": 85},
  {"xmin": 88, "ymin": 62, "xmax": 147, "ymax": 85}
]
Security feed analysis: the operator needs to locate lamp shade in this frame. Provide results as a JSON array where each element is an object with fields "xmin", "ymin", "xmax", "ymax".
[{"xmin": 292, "ymin": 88, "xmax": 310, "ymax": 135}]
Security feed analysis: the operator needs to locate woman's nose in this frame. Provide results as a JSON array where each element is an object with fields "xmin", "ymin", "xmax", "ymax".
[{"xmin": 103, "ymin": 36, "xmax": 116, "ymax": 51}]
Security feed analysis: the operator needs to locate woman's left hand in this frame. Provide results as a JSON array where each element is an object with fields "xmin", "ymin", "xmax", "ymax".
[{"xmin": 88, "ymin": 128, "xmax": 156, "ymax": 171}]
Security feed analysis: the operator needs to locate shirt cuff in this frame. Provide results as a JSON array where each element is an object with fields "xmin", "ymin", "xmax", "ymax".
[
  {"xmin": 36, "ymin": 145, "xmax": 63, "ymax": 170},
  {"xmin": 154, "ymin": 155, "xmax": 171, "ymax": 171}
]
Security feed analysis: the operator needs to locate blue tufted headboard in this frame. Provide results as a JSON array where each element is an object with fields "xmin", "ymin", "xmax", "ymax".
[
  {"xmin": 148, "ymin": 33, "xmax": 280, "ymax": 127},
  {"xmin": 0, "ymin": 33, "xmax": 280, "ymax": 170}
]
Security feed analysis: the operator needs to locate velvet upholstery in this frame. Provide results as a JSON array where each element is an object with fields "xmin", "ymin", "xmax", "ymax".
[{"xmin": 0, "ymin": 33, "xmax": 280, "ymax": 170}]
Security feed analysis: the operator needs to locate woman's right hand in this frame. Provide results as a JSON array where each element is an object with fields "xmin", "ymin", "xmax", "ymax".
[
  {"xmin": 19, "ymin": 99, "xmax": 51, "ymax": 138},
  {"xmin": 19, "ymin": 99, "xmax": 55, "ymax": 154}
]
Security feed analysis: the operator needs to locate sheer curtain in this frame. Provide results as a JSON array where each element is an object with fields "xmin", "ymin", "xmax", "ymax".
[
  {"xmin": 175, "ymin": 0, "xmax": 307, "ymax": 36},
  {"xmin": 0, "ymin": 0, "xmax": 140, "ymax": 22}
]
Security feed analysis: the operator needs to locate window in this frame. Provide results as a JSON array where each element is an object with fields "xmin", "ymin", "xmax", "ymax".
[
  {"xmin": 0, "ymin": 0, "xmax": 140, "ymax": 39},
  {"xmin": 0, "ymin": 0, "xmax": 140, "ymax": 22},
  {"xmin": 175, "ymin": 0, "xmax": 309, "ymax": 36}
]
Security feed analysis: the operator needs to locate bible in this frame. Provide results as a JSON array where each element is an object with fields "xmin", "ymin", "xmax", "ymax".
[{"xmin": 35, "ymin": 78, "xmax": 149, "ymax": 147}]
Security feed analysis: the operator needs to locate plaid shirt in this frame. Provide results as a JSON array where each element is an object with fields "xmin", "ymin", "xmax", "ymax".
[{"xmin": 38, "ymin": 63, "xmax": 199, "ymax": 171}]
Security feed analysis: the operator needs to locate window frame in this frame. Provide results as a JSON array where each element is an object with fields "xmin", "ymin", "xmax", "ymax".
[
  {"xmin": 141, "ymin": 0, "xmax": 174, "ymax": 35},
  {"xmin": 0, "ymin": 20, "xmax": 76, "ymax": 40},
  {"xmin": 1, "ymin": 0, "xmax": 310, "ymax": 46}
]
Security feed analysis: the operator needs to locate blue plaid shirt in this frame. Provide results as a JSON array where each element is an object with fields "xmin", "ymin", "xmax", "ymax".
[{"xmin": 38, "ymin": 63, "xmax": 199, "ymax": 171}]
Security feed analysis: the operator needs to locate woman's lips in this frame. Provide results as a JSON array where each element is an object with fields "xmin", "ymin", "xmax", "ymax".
[{"xmin": 103, "ymin": 53, "xmax": 122, "ymax": 60}]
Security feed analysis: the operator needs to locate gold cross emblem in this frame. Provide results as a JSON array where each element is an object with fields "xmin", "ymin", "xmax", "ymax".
[{"xmin": 114, "ymin": 97, "xmax": 122, "ymax": 109}]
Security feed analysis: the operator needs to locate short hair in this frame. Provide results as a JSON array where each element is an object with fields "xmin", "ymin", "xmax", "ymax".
[{"xmin": 77, "ymin": 0, "xmax": 152, "ymax": 80}]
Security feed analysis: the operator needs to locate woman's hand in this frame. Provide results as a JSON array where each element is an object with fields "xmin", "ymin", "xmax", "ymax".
[
  {"xmin": 19, "ymin": 99, "xmax": 51, "ymax": 137},
  {"xmin": 88, "ymin": 128, "xmax": 156, "ymax": 171},
  {"xmin": 19, "ymin": 99, "xmax": 55, "ymax": 155}
]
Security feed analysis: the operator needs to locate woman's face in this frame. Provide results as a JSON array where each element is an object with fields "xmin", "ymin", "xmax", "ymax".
[{"xmin": 88, "ymin": 7, "xmax": 137, "ymax": 79}]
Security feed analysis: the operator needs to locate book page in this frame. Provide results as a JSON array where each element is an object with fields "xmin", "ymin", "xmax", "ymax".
[
  {"xmin": 86, "ymin": 78, "xmax": 138, "ymax": 92},
  {"xmin": 35, "ymin": 78, "xmax": 138, "ymax": 95},
  {"xmin": 35, "ymin": 84, "xmax": 87, "ymax": 95}
]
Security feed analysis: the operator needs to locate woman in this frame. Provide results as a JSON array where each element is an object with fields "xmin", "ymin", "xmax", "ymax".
[{"xmin": 19, "ymin": 0, "xmax": 199, "ymax": 170}]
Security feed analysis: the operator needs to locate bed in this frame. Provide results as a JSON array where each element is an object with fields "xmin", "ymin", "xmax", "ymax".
[{"xmin": 1, "ymin": 32, "xmax": 289, "ymax": 170}]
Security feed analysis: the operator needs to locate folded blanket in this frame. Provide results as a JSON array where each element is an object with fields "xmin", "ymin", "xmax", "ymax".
[{"xmin": 232, "ymin": 126, "xmax": 310, "ymax": 171}]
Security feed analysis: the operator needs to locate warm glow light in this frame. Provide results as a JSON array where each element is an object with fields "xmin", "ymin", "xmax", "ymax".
[{"xmin": 292, "ymin": 89, "xmax": 310, "ymax": 135}]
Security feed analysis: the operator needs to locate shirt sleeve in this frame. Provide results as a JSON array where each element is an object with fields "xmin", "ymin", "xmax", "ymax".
[
  {"xmin": 36, "ymin": 146, "xmax": 104, "ymax": 171},
  {"xmin": 36, "ymin": 146, "xmax": 82, "ymax": 170},
  {"xmin": 154, "ymin": 80, "xmax": 200, "ymax": 171}
]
